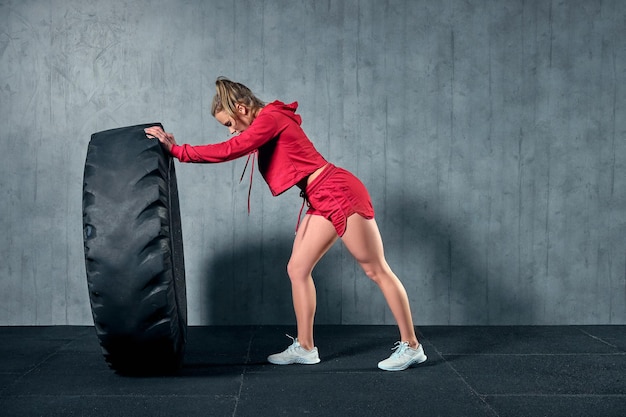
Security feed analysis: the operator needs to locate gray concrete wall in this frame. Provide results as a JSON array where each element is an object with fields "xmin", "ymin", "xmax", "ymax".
[{"xmin": 1, "ymin": 0, "xmax": 624, "ymax": 325}]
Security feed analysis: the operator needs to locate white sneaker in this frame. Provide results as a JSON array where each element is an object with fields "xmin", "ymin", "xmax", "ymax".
[
  {"xmin": 267, "ymin": 335, "xmax": 320, "ymax": 365},
  {"xmin": 377, "ymin": 341, "xmax": 427, "ymax": 371}
]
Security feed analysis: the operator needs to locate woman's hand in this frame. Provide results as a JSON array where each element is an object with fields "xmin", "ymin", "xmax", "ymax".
[{"xmin": 144, "ymin": 126, "xmax": 177, "ymax": 152}]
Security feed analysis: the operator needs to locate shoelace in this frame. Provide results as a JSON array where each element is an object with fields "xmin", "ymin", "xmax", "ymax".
[
  {"xmin": 389, "ymin": 341, "xmax": 411, "ymax": 358},
  {"xmin": 284, "ymin": 334, "xmax": 300, "ymax": 351}
]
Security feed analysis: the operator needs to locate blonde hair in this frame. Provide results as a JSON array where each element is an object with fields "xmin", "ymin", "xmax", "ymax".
[{"xmin": 210, "ymin": 77, "xmax": 265, "ymax": 118}]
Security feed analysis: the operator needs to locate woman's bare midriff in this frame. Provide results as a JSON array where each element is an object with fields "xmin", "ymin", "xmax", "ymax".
[{"xmin": 296, "ymin": 163, "xmax": 329, "ymax": 191}]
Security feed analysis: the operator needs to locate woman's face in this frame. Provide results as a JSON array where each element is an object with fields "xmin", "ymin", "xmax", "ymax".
[{"xmin": 215, "ymin": 104, "xmax": 253, "ymax": 135}]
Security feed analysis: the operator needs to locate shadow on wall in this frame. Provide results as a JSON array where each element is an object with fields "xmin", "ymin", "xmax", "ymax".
[
  {"xmin": 201, "ymin": 238, "xmax": 293, "ymax": 325},
  {"xmin": 198, "ymin": 190, "xmax": 534, "ymax": 326},
  {"xmin": 201, "ymin": 235, "xmax": 348, "ymax": 326},
  {"xmin": 383, "ymin": 190, "xmax": 535, "ymax": 325}
]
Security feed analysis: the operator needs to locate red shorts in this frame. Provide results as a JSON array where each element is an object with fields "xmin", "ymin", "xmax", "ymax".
[{"xmin": 303, "ymin": 164, "xmax": 375, "ymax": 236}]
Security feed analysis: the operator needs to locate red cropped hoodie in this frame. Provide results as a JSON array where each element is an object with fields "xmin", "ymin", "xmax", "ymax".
[{"xmin": 170, "ymin": 101, "xmax": 327, "ymax": 196}]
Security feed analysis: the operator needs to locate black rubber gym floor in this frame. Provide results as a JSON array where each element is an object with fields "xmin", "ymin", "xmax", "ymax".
[{"xmin": 0, "ymin": 325, "xmax": 624, "ymax": 416}]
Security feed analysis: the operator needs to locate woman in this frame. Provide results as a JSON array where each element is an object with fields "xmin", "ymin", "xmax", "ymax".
[{"xmin": 145, "ymin": 77, "xmax": 426, "ymax": 371}]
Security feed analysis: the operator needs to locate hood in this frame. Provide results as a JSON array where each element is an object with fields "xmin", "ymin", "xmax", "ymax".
[{"xmin": 264, "ymin": 100, "xmax": 302, "ymax": 125}]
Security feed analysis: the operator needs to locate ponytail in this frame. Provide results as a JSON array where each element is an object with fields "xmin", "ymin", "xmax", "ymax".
[{"xmin": 210, "ymin": 77, "xmax": 265, "ymax": 118}]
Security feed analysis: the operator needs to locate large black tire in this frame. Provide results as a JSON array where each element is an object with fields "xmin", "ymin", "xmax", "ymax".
[{"xmin": 82, "ymin": 123, "xmax": 187, "ymax": 374}]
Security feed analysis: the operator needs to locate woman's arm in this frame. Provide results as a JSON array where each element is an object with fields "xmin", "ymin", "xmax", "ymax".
[{"xmin": 145, "ymin": 115, "xmax": 279, "ymax": 163}]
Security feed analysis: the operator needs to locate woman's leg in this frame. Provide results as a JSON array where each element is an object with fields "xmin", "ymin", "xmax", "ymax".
[
  {"xmin": 286, "ymin": 214, "xmax": 338, "ymax": 350},
  {"xmin": 340, "ymin": 214, "xmax": 419, "ymax": 347}
]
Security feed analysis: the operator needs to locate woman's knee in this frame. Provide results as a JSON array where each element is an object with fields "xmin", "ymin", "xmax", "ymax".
[
  {"xmin": 287, "ymin": 258, "xmax": 311, "ymax": 282},
  {"xmin": 360, "ymin": 262, "xmax": 395, "ymax": 285}
]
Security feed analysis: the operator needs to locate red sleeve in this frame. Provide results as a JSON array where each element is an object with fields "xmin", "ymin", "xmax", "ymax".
[{"xmin": 170, "ymin": 113, "xmax": 279, "ymax": 163}]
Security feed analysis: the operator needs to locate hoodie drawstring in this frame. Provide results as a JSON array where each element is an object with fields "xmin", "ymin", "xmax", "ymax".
[
  {"xmin": 296, "ymin": 190, "xmax": 308, "ymax": 235},
  {"xmin": 240, "ymin": 152, "xmax": 309, "ymax": 235},
  {"xmin": 239, "ymin": 150, "xmax": 257, "ymax": 214}
]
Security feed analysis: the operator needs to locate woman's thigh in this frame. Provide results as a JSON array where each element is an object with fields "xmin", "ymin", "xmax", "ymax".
[
  {"xmin": 340, "ymin": 214, "xmax": 390, "ymax": 274},
  {"xmin": 288, "ymin": 214, "xmax": 339, "ymax": 278}
]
